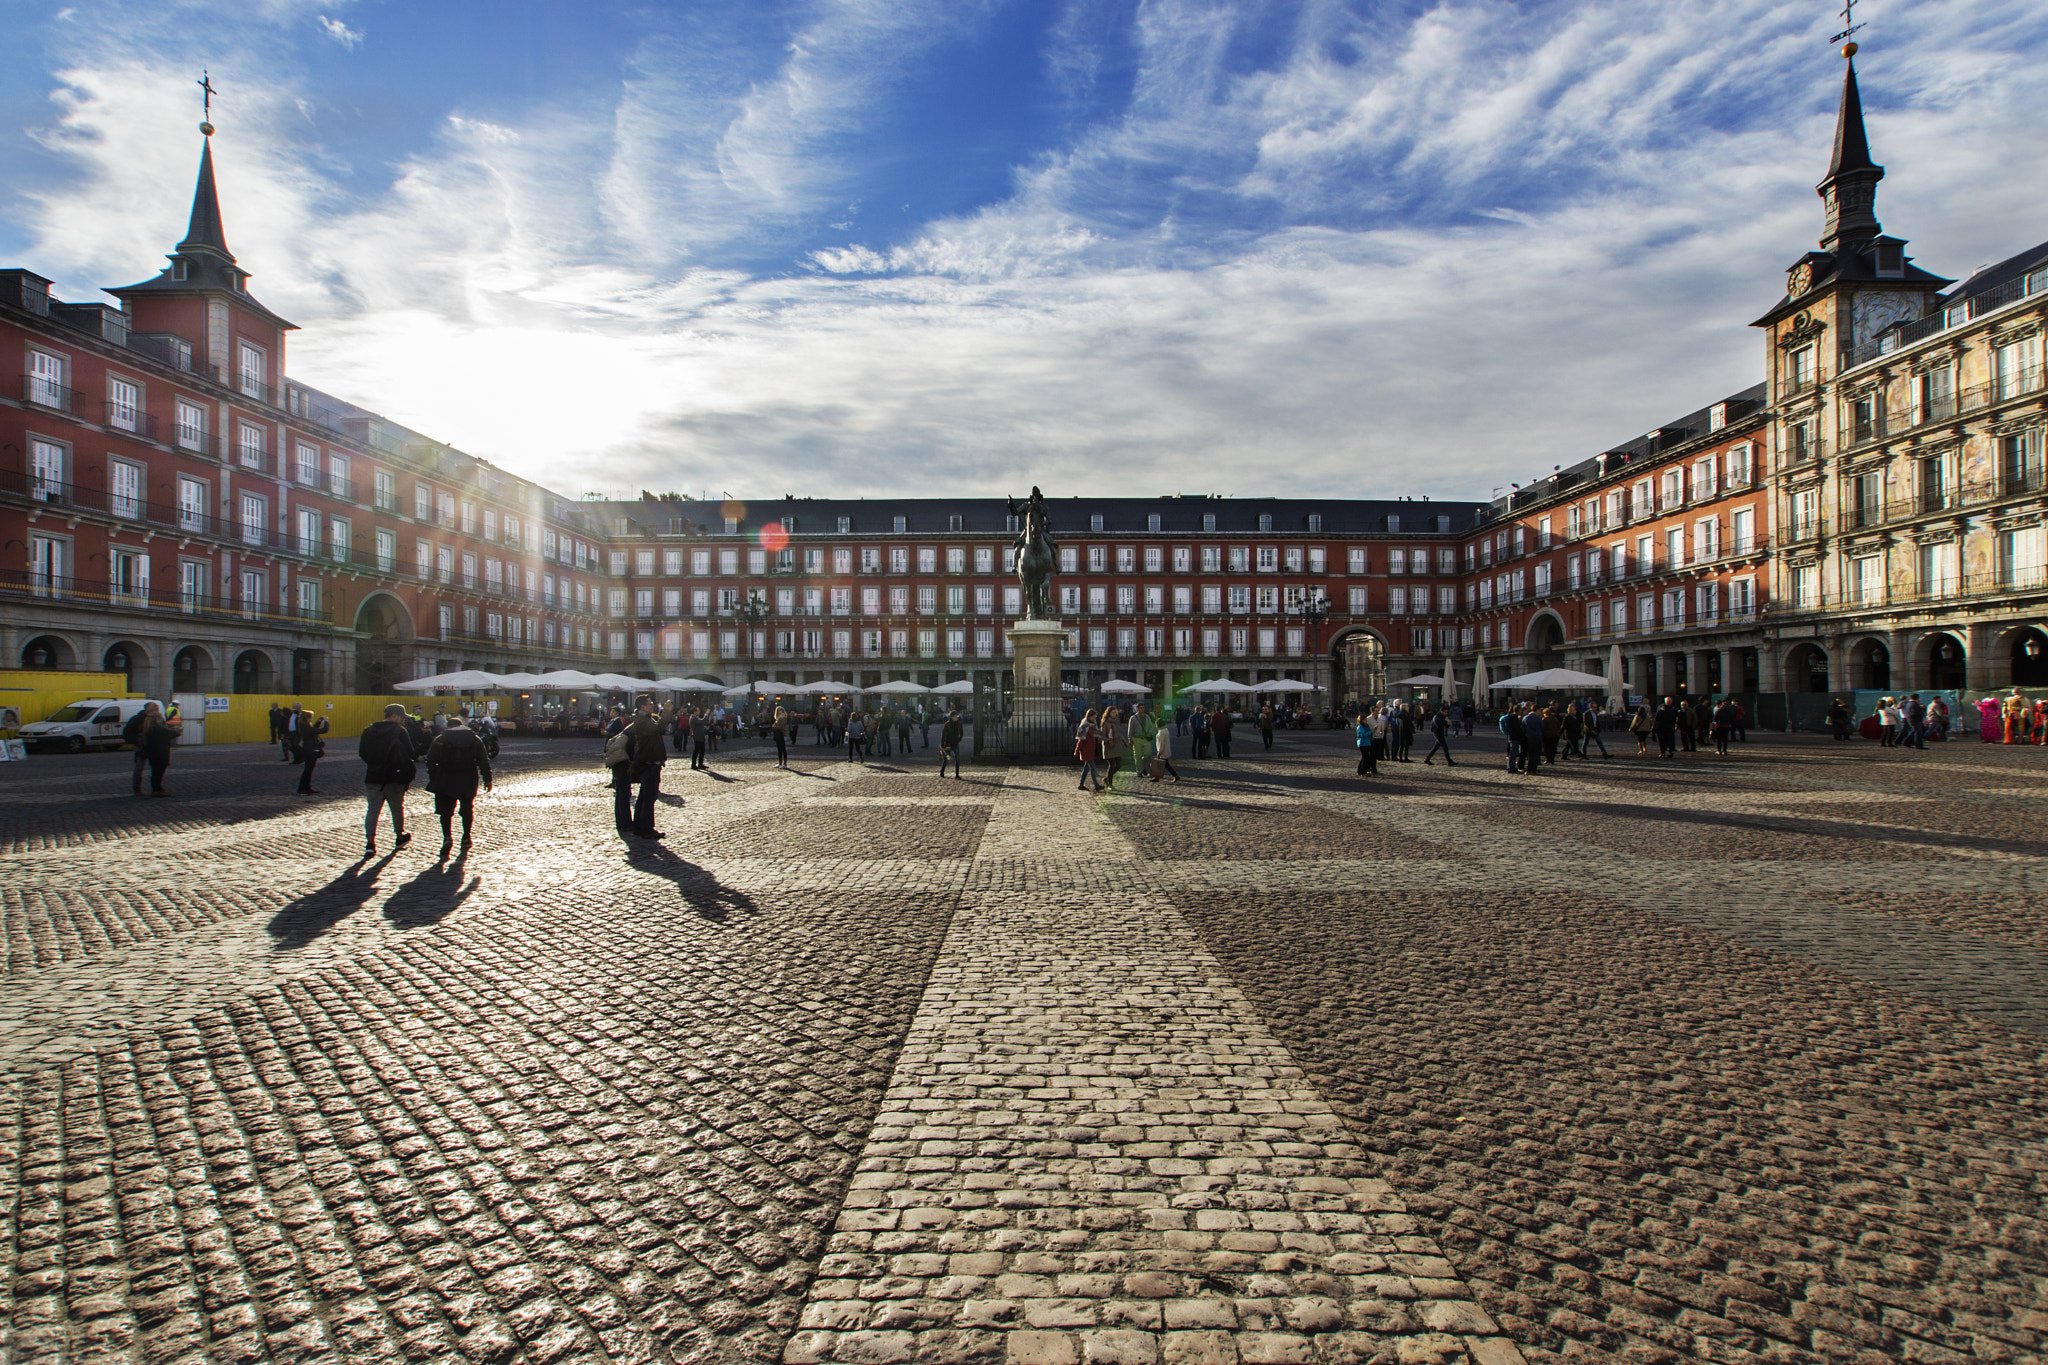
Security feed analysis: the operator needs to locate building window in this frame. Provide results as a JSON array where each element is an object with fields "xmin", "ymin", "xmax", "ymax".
[{"xmin": 238, "ymin": 341, "xmax": 266, "ymax": 398}]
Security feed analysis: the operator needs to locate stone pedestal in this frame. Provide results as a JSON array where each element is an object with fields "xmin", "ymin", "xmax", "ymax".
[{"xmin": 1007, "ymin": 619, "xmax": 1069, "ymax": 759}]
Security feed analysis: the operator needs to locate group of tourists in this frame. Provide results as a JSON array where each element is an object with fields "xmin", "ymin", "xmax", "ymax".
[
  {"xmin": 356, "ymin": 703, "xmax": 493, "ymax": 859},
  {"xmin": 1622, "ymin": 695, "xmax": 1747, "ymax": 759},
  {"xmin": 1072, "ymin": 703, "xmax": 1182, "ymax": 791}
]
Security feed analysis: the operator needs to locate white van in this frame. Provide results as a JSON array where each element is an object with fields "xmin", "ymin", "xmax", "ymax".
[{"xmin": 19, "ymin": 699, "xmax": 162, "ymax": 752}]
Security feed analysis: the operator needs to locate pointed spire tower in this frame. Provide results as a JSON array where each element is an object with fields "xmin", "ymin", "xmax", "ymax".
[
  {"xmin": 109, "ymin": 87, "xmax": 296, "ymax": 379},
  {"xmin": 177, "ymin": 136, "xmax": 235, "ymax": 264},
  {"xmin": 1753, "ymin": 39, "xmax": 1948, "ymax": 365},
  {"xmin": 1817, "ymin": 56, "xmax": 1883, "ymax": 254}
]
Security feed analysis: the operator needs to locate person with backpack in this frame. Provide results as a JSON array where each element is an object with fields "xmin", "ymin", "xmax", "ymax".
[
  {"xmin": 123, "ymin": 701, "xmax": 175, "ymax": 797},
  {"xmin": 939, "ymin": 709, "xmax": 965, "ymax": 779},
  {"xmin": 358, "ymin": 703, "xmax": 417, "ymax": 857},
  {"xmin": 292, "ymin": 706, "xmax": 329, "ymax": 794},
  {"xmin": 425, "ymin": 716, "xmax": 491, "ymax": 858}
]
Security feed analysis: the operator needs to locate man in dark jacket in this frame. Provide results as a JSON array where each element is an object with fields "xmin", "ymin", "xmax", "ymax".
[
  {"xmin": 425, "ymin": 716, "xmax": 491, "ymax": 858},
  {"xmin": 359, "ymin": 703, "xmax": 417, "ymax": 857},
  {"xmin": 293, "ymin": 706, "xmax": 329, "ymax": 793},
  {"xmin": 123, "ymin": 701, "xmax": 175, "ymax": 796},
  {"xmin": 616, "ymin": 696, "xmax": 666, "ymax": 840},
  {"xmin": 939, "ymin": 709, "xmax": 965, "ymax": 779},
  {"xmin": 1423, "ymin": 708, "xmax": 1456, "ymax": 766},
  {"xmin": 1212, "ymin": 706, "xmax": 1233, "ymax": 759}
]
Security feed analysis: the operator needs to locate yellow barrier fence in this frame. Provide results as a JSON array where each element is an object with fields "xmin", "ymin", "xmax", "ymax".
[
  {"xmin": 0, "ymin": 668, "xmax": 142, "ymax": 733},
  {"xmin": 197, "ymin": 695, "xmax": 438, "ymax": 745}
]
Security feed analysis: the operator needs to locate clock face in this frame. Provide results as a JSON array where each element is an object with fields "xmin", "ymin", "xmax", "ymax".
[{"xmin": 1789, "ymin": 262, "xmax": 1813, "ymax": 297}]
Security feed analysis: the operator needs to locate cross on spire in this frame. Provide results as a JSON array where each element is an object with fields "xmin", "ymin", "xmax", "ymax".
[
  {"xmin": 1830, "ymin": 0, "xmax": 1865, "ymax": 47},
  {"xmin": 196, "ymin": 70, "xmax": 216, "ymax": 136}
]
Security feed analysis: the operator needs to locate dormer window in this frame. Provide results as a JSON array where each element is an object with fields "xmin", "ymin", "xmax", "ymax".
[
  {"xmin": 171, "ymin": 259, "xmax": 189, "ymax": 282},
  {"xmin": 1872, "ymin": 240, "xmax": 1904, "ymax": 277}
]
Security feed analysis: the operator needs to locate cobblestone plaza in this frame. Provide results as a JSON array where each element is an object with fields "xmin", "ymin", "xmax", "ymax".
[{"xmin": 2, "ymin": 734, "xmax": 2043, "ymax": 1365}]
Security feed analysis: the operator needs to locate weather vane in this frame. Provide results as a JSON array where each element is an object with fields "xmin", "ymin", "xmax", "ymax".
[
  {"xmin": 197, "ymin": 69, "xmax": 216, "ymax": 137},
  {"xmin": 1829, "ymin": 0, "xmax": 1865, "ymax": 48}
]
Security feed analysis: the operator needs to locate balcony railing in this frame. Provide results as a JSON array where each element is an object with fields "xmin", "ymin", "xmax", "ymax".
[
  {"xmin": 19, "ymin": 373, "xmax": 80, "ymax": 414},
  {"xmin": 0, "ymin": 569, "xmax": 333, "ymax": 626},
  {"xmin": 104, "ymin": 403, "xmax": 161, "ymax": 440}
]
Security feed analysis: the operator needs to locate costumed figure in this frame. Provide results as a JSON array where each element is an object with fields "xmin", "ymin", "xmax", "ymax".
[{"xmin": 1978, "ymin": 696, "xmax": 2002, "ymax": 742}]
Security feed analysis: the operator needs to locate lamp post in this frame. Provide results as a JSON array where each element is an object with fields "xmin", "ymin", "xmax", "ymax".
[
  {"xmin": 739, "ymin": 588, "xmax": 771, "ymax": 697},
  {"xmin": 1296, "ymin": 590, "xmax": 1330, "ymax": 698}
]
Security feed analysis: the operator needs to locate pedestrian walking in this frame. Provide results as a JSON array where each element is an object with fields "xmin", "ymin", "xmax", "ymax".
[
  {"xmin": 1653, "ymin": 697, "xmax": 1678, "ymax": 759},
  {"xmin": 123, "ymin": 701, "xmax": 174, "ymax": 796},
  {"xmin": 847, "ymin": 710, "xmax": 867, "ymax": 765},
  {"xmin": 426, "ymin": 715, "xmax": 492, "ymax": 858},
  {"xmin": 1423, "ymin": 707, "xmax": 1456, "ymax": 765},
  {"xmin": 1258, "ymin": 704, "xmax": 1276, "ymax": 751},
  {"xmin": 1355, "ymin": 709, "xmax": 1378, "ymax": 776},
  {"xmin": 770, "ymin": 702, "xmax": 791, "ymax": 768},
  {"xmin": 1074, "ymin": 709, "xmax": 1105, "ymax": 791},
  {"xmin": 1581, "ymin": 700, "xmax": 1611, "ymax": 758},
  {"xmin": 1711, "ymin": 698, "xmax": 1738, "ymax": 757},
  {"xmin": 1629, "ymin": 703, "xmax": 1652, "ymax": 756},
  {"xmin": 1150, "ymin": 710, "xmax": 1182, "ymax": 782},
  {"xmin": 1521, "ymin": 704, "xmax": 1546, "ymax": 774},
  {"xmin": 292, "ymin": 705, "xmax": 328, "ymax": 794},
  {"xmin": 617, "ymin": 697, "xmax": 666, "ymax": 840},
  {"xmin": 358, "ymin": 702, "xmax": 417, "ymax": 856},
  {"xmin": 1499, "ymin": 706, "xmax": 1524, "ymax": 773},
  {"xmin": 1213, "ymin": 705, "xmax": 1234, "ymax": 759},
  {"xmin": 691, "ymin": 707, "xmax": 710, "ymax": 769},
  {"xmin": 939, "ymin": 710, "xmax": 965, "ymax": 779}
]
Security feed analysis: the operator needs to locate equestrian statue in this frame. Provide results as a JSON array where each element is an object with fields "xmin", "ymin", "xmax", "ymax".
[{"xmin": 1008, "ymin": 486, "xmax": 1058, "ymax": 621}]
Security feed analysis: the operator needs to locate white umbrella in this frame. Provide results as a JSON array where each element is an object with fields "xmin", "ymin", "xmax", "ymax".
[
  {"xmin": 588, "ymin": 673, "xmax": 648, "ymax": 691},
  {"xmin": 1489, "ymin": 667, "xmax": 1614, "ymax": 691},
  {"xmin": 865, "ymin": 679, "xmax": 932, "ymax": 695},
  {"xmin": 1472, "ymin": 654, "xmax": 1490, "ymax": 709},
  {"xmin": 1607, "ymin": 643, "xmax": 1626, "ymax": 709},
  {"xmin": 393, "ymin": 672, "xmax": 458, "ymax": 693},
  {"xmin": 929, "ymin": 680, "xmax": 974, "ymax": 695},
  {"xmin": 724, "ymin": 679, "xmax": 797, "ymax": 696},
  {"xmin": 492, "ymin": 672, "xmax": 544, "ymax": 688},
  {"xmin": 396, "ymin": 669, "xmax": 501, "ymax": 691},
  {"xmin": 531, "ymin": 669, "xmax": 600, "ymax": 689},
  {"xmin": 1252, "ymin": 679, "xmax": 1317, "ymax": 693},
  {"xmin": 798, "ymin": 679, "xmax": 864, "ymax": 694},
  {"xmin": 1392, "ymin": 675, "xmax": 1448, "ymax": 688},
  {"xmin": 1182, "ymin": 678, "xmax": 1254, "ymax": 694},
  {"xmin": 1100, "ymin": 679, "xmax": 1152, "ymax": 695},
  {"xmin": 1442, "ymin": 656, "xmax": 1457, "ymax": 709},
  {"xmin": 670, "ymin": 678, "xmax": 729, "ymax": 694}
]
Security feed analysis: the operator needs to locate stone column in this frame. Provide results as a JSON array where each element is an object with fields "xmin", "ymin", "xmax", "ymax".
[
  {"xmin": 1824, "ymin": 634, "xmax": 1850, "ymax": 694},
  {"xmin": 1690, "ymin": 648, "xmax": 1719, "ymax": 697},
  {"xmin": 1006, "ymin": 619, "xmax": 1067, "ymax": 759},
  {"xmin": 1756, "ymin": 640, "xmax": 1784, "ymax": 693},
  {"xmin": 1966, "ymin": 622, "xmax": 2002, "ymax": 691},
  {"xmin": 1886, "ymin": 630, "xmax": 1912, "ymax": 693}
]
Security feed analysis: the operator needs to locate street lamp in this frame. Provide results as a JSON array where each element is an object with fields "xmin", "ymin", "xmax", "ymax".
[
  {"xmin": 739, "ymin": 588, "xmax": 772, "ymax": 690},
  {"xmin": 1295, "ymin": 590, "xmax": 1330, "ymax": 696}
]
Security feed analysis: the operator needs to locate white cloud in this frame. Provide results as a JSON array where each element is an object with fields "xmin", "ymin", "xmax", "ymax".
[
  {"xmin": 10, "ymin": 0, "xmax": 2048, "ymax": 504},
  {"xmin": 315, "ymin": 15, "xmax": 361, "ymax": 50}
]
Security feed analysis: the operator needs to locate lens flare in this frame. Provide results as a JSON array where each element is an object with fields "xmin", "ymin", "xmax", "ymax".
[{"xmin": 758, "ymin": 522, "xmax": 789, "ymax": 552}]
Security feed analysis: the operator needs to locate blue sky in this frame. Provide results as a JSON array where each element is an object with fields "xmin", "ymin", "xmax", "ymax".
[{"xmin": 2, "ymin": 0, "xmax": 2044, "ymax": 499}]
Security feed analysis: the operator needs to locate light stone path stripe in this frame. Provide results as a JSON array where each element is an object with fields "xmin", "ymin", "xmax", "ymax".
[
  {"xmin": 1291, "ymin": 767, "xmax": 2048, "ymax": 1038},
  {"xmin": 0, "ymin": 759, "xmax": 867, "ymax": 1072},
  {"xmin": 787, "ymin": 770, "xmax": 1524, "ymax": 1365}
]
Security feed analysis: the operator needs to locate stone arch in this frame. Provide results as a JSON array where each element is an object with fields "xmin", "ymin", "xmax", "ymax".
[
  {"xmin": 354, "ymin": 592, "xmax": 416, "ymax": 695},
  {"xmin": 233, "ymin": 648, "xmax": 279, "ymax": 694},
  {"xmin": 1332, "ymin": 628, "xmax": 1388, "ymax": 702},
  {"xmin": 101, "ymin": 639, "xmax": 150, "ymax": 680},
  {"xmin": 1915, "ymin": 630, "xmax": 1968, "ymax": 691},
  {"xmin": 1846, "ymin": 635, "xmax": 1891, "ymax": 691},
  {"xmin": 1525, "ymin": 609, "xmax": 1568, "ymax": 661},
  {"xmin": 1998, "ymin": 624, "xmax": 2048, "ymax": 688},
  {"xmin": 1784, "ymin": 642, "xmax": 1830, "ymax": 694},
  {"xmin": 171, "ymin": 643, "xmax": 217, "ymax": 692},
  {"xmin": 20, "ymin": 633, "xmax": 81, "ymax": 669}
]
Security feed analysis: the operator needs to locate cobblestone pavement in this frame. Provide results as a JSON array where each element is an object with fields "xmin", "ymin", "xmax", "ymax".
[{"xmin": 1, "ymin": 730, "xmax": 2043, "ymax": 1365}]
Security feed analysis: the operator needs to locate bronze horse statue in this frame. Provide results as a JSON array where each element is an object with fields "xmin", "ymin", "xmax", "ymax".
[{"xmin": 1009, "ymin": 486, "xmax": 1058, "ymax": 620}]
